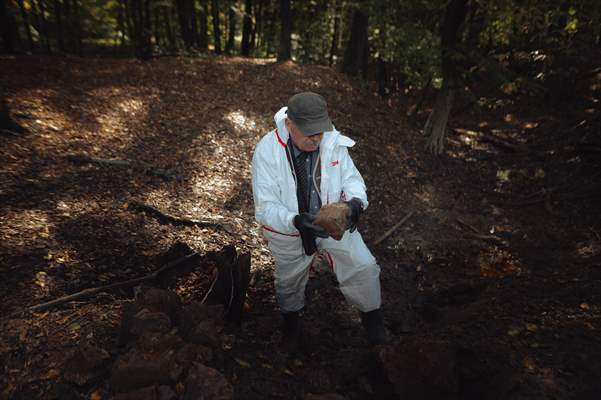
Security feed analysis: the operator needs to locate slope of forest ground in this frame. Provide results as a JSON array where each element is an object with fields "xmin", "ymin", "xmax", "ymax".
[{"xmin": 0, "ymin": 55, "xmax": 600, "ymax": 399}]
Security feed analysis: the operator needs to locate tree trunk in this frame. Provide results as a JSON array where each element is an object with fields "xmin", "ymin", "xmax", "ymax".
[
  {"xmin": 424, "ymin": 0, "xmax": 468, "ymax": 155},
  {"xmin": 328, "ymin": 0, "xmax": 340, "ymax": 66},
  {"xmin": 32, "ymin": 0, "xmax": 52, "ymax": 53},
  {"xmin": 378, "ymin": 57, "xmax": 388, "ymax": 98},
  {"xmin": 1, "ymin": 93, "xmax": 26, "ymax": 134},
  {"xmin": 211, "ymin": 0, "xmax": 221, "ymax": 54},
  {"xmin": 252, "ymin": 0, "xmax": 262, "ymax": 51},
  {"xmin": 341, "ymin": 10, "xmax": 369, "ymax": 78},
  {"xmin": 1, "ymin": 0, "xmax": 19, "ymax": 53},
  {"xmin": 152, "ymin": 5, "xmax": 161, "ymax": 47},
  {"xmin": 190, "ymin": 0, "xmax": 201, "ymax": 48},
  {"xmin": 124, "ymin": 0, "xmax": 134, "ymax": 49},
  {"xmin": 72, "ymin": 0, "xmax": 83, "ymax": 54},
  {"xmin": 197, "ymin": 0, "xmax": 208, "ymax": 51},
  {"xmin": 128, "ymin": 0, "xmax": 152, "ymax": 59},
  {"xmin": 16, "ymin": 0, "xmax": 34, "ymax": 52},
  {"xmin": 176, "ymin": 0, "xmax": 192, "ymax": 49},
  {"xmin": 277, "ymin": 0, "xmax": 291, "ymax": 61},
  {"xmin": 241, "ymin": 0, "xmax": 252, "ymax": 56},
  {"xmin": 54, "ymin": 0, "xmax": 65, "ymax": 52},
  {"xmin": 162, "ymin": 5, "xmax": 175, "ymax": 49},
  {"xmin": 225, "ymin": 0, "xmax": 236, "ymax": 54}
]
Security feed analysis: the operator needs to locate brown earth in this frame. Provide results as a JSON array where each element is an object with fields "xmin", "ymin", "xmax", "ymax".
[{"xmin": 0, "ymin": 55, "xmax": 600, "ymax": 399}]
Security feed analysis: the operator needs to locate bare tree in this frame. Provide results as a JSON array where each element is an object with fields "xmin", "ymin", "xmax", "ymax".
[
  {"xmin": 277, "ymin": 0, "xmax": 291, "ymax": 61},
  {"xmin": 241, "ymin": 0, "xmax": 252, "ymax": 56},
  {"xmin": 341, "ymin": 9, "xmax": 369, "ymax": 78},
  {"xmin": 1, "ymin": 0, "xmax": 20, "ymax": 53},
  {"xmin": 328, "ymin": 0, "xmax": 340, "ymax": 66},
  {"xmin": 225, "ymin": 0, "xmax": 237, "ymax": 55},
  {"xmin": 424, "ymin": 0, "xmax": 468, "ymax": 155},
  {"xmin": 197, "ymin": 0, "xmax": 209, "ymax": 52},
  {"xmin": 211, "ymin": 0, "xmax": 222, "ymax": 54}
]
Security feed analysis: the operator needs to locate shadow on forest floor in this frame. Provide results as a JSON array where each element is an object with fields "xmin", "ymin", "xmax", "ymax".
[{"xmin": 0, "ymin": 56, "xmax": 600, "ymax": 399}]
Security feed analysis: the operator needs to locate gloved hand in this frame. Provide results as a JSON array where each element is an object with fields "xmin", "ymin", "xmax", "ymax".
[
  {"xmin": 294, "ymin": 213, "xmax": 329, "ymax": 238},
  {"xmin": 345, "ymin": 198, "xmax": 363, "ymax": 232},
  {"xmin": 294, "ymin": 213, "xmax": 328, "ymax": 255}
]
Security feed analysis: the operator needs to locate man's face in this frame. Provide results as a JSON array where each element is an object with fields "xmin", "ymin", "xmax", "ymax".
[{"xmin": 285, "ymin": 118, "xmax": 324, "ymax": 152}]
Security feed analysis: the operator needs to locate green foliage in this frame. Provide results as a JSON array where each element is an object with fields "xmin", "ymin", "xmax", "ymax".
[{"xmin": 4, "ymin": 0, "xmax": 600, "ymax": 94}]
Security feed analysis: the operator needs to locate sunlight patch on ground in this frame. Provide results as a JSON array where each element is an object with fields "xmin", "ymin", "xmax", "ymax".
[
  {"xmin": 91, "ymin": 89, "xmax": 149, "ymax": 143},
  {"xmin": 574, "ymin": 240, "xmax": 601, "ymax": 259},
  {"xmin": 414, "ymin": 184, "xmax": 435, "ymax": 205},
  {"xmin": 193, "ymin": 174, "xmax": 235, "ymax": 201},
  {"xmin": 522, "ymin": 356, "xmax": 559, "ymax": 390},
  {"xmin": 224, "ymin": 110, "xmax": 257, "ymax": 132},
  {"xmin": 478, "ymin": 248, "xmax": 523, "ymax": 277},
  {"xmin": 0, "ymin": 208, "xmax": 53, "ymax": 246}
]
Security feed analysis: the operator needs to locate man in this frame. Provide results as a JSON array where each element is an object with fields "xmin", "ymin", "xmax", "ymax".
[{"xmin": 251, "ymin": 92, "xmax": 386, "ymax": 350}]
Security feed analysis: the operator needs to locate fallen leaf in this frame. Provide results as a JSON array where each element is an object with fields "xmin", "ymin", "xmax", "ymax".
[
  {"xmin": 525, "ymin": 323, "xmax": 538, "ymax": 332},
  {"xmin": 234, "ymin": 358, "xmax": 251, "ymax": 368},
  {"xmin": 507, "ymin": 326, "xmax": 522, "ymax": 337},
  {"xmin": 42, "ymin": 368, "xmax": 60, "ymax": 380}
]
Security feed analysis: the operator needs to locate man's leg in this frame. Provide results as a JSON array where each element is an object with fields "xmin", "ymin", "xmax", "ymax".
[
  {"xmin": 265, "ymin": 233, "xmax": 312, "ymax": 352},
  {"xmin": 319, "ymin": 230, "xmax": 386, "ymax": 344}
]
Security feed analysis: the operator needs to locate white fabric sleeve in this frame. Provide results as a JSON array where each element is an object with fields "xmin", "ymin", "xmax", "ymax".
[
  {"xmin": 340, "ymin": 147, "xmax": 369, "ymax": 210},
  {"xmin": 251, "ymin": 144, "xmax": 298, "ymax": 233}
]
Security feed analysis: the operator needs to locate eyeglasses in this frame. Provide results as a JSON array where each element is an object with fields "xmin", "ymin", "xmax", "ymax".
[{"xmin": 305, "ymin": 133, "xmax": 323, "ymax": 146}]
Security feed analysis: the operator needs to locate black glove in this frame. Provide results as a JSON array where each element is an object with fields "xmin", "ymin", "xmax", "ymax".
[
  {"xmin": 294, "ymin": 213, "xmax": 328, "ymax": 255},
  {"xmin": 345, "ymin": 198, "xmax": 363, "ymax": 232}
]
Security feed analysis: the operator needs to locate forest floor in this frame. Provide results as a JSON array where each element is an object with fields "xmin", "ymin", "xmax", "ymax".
[{"xmin": 0, "ymin": 55, "xmax": 600, "ymax": 400}]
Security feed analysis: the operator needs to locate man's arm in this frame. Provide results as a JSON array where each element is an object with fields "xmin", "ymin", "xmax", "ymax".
[
  {"xmin": 340, "ymin": 147, "xmax": 369, "ymax": 210},
  {"xmin": 251, "ymin": 144, "xmax": 298, "ymax": 234}
]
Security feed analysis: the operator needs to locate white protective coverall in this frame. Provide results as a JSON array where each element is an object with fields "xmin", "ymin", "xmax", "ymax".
[{"xmin": 251, "ymin": 107, "xmax": 381, "ymax": 313}]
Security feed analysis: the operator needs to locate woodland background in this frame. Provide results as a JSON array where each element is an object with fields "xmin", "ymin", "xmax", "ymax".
[{"xmin": 1, "ymin": 0, "xmax": 600, "ymax": 399}]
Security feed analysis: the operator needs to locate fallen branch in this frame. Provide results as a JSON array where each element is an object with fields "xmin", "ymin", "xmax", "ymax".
[
  {"xmin": 456, "ymin": 218, "xmax": 503, "ymax": 244},
  {"xmin": 128, "ymin": 200, "xmax": 225, "ymax": 230},
  {"xmin": 372, "ymin": 211, "xmax": 414, "ymax": 246},
  {"xmin": 0, "ymin": 128, "xmax": 22, "ymax": 136},
  {"xmin": 9, "ymin": 252, "xmax": 200, "ymax": 318},
  {"xmin": 66, "ymin": 154, "xmax": 182, "ymax": 181}
]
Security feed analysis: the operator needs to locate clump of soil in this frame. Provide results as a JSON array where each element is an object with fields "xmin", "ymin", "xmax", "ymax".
[{"xmin": 315, "ymin": 202, "xmax": 349, "ymax": 240}]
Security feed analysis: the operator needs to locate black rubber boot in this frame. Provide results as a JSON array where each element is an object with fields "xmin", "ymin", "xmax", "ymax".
[
  {"xmin": 361, "ymin": 308, "xmax": 388, "ymax": 345},
  {"xmin": 281, "ymin": 311, "xmax": 303, "ymax": 354}
]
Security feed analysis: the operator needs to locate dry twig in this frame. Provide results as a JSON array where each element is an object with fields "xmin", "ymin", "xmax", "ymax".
[
  {"xmin": 8, "ymin": 252, "xmax": 200, "ymax": 318},
  {"xmin": 372, "ymin": 211, "xmax": 415, "ymax": 246},
  {"xmin": 128, "ymin": 200, "xmax": 225, "ymax": 230},
  {"xmin": 66, "ymin": 154, "xmax": 182, "ymax": 181}
]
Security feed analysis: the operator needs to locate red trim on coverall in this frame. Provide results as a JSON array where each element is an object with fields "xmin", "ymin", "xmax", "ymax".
[
  {"xmin": 262, "ymin": 225, "xmax": 300, "ymax": 237},
  {"xmin": 275, "ymin": 129, "xmax": 287, "ymax": 148},
  {"xmin": 326, "ymin": 252, "xmax": 334, "ymax": 271}
]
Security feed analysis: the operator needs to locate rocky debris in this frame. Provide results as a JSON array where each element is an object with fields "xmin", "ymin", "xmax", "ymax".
[
  {"xmin": 305, "ymin": 393, "xmax": 347, "ymax": 400},
  {"xmin": 175, "ymin": 343, "xmax": 214, "ymax": 369},
  {"xmin": 177, "ymin": 302, "xmax": 223, "ymax": 340},
  {"xmin": 314, "ymin": 202, "xmax": 348, "ymax": 240},
  {"xmin": 119, "ymin": 287, "xmax": 181, "ymax": 345},
  {"xmin": 378, "ymin": 337, "xmax": 460, "ymax": 399},
  {"xmin": 63, "ymin": 343, "xmax": 110, "ymax": 386},
  {"xmin": 110, "ymin": 332, "xmax": 185, "ymax": 393},
  {"xmin": 203, "ymin": 245, "xmax": 251, "ymax": 325},
  {"xmin": 57, "ymin": 247, "xmax": 244, "ymax": 398},
  {"xmin": 128, "ymin": 308, "xmax": 172, "ymax": 337},
  {"xmin": 113, "ymin": 385, "xmax": 178, "ymax": 400},
  {"xmin": 183, "ymin": 362, "xmax": 234, "ymax": 400},
  {"xmin": 378, "ymin": 337, "xmax": 517, "ymax": 400},
  {"xmin": 188, "ymin": 318, "xmax": 223, "ymax": 347},
  {"xmin": 135, "ymin": 286, "xmax": 182, "ymax": 319}
]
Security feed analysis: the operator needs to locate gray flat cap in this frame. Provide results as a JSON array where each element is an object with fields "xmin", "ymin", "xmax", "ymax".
[{"xmin": 287, "ymin": 92, "xmax": 333, "ymax": 136}]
